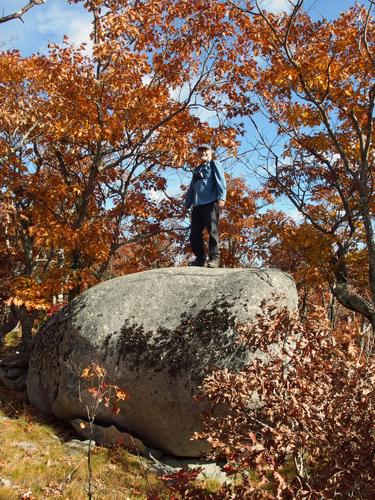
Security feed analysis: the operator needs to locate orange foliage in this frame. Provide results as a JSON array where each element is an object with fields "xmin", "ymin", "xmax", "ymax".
[
  {"xmin": 0, "ymin": 0, "xmax": 240, "ymax": 326},
  {"xmin": 1, "ymin": 0, "xmax": 373, "ymax": 342}
]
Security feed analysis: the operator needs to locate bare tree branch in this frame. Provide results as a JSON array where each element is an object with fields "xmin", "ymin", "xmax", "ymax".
[
  {"xmin": 363, "ymin": 0, "xmax": 375, "ymax": 69},
  {"xmin": 0, "ymin": 0, "xmax": 45, "ymax": 25}
]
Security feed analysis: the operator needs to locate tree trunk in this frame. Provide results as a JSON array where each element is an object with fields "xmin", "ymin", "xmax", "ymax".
[
  {"xmin": 0, "ymin": 306, "xmax": 19, "ymax": 346},
  {"xmin": 17, "ymin": 306, "xmax": 37, "ymax": 351},
  {"xmin": 331, "ymin": 243, "xmax": 375, "ymax": 333},
  {"xmin": 68, "ymin": 247, "xmax": 83, "ymax": 301},
  {"xmin": 332, "ymin": 282, "xmax": 375, "ymax": 333}
]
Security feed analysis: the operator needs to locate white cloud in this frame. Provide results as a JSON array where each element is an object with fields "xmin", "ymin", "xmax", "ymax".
[
  {"xmin": 34, "ymin": 0, "xmax": 93, "ymax": 52},
  {"xmin": 261, "ymin": 0, "xmax": 292, "ymax": 13}
]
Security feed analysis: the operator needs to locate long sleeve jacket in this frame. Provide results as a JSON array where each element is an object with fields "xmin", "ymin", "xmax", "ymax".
[{"xmin": 184, "ymin": 160, "xmax": 227, "ymax": 210}]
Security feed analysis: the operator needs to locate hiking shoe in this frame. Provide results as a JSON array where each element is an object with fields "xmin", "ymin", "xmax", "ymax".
[
  {"xmin": 188, "ymin": 258, "xmax": 205, "ymax": 267},
  {"xmin": 207, "ymin": 258, "xmax": 220, "ymax": 268}
]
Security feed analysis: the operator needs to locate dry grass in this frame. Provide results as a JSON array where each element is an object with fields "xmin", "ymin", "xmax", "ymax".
[{"xmin": 0, "ymin": 333, "xmax": 171, "ymax": 499}]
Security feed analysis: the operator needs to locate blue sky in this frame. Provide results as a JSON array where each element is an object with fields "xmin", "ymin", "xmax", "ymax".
[{"xmin": 0, "ymin": 0, "xmax": 365, "ymax": 216}]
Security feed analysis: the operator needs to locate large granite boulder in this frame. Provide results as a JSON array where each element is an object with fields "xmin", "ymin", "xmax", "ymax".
[{"xmin": 27, "ymin": 267, "xmax": 298, "ymax": 457}]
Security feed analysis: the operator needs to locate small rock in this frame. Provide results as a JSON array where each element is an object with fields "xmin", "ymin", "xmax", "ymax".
[
  {"xmin": 0, "ymin": 374, "xmax": 19, "ymax": 391},
  {"xmin": 195, "ymin": 463, "xmax": 231, "ymax": 483},
  {"xmin": 15, "ymin": 373, "xmax": 27, "ymax": 391},
  {"xmin": 152, "ymin": 456, "xmax": 233, "ymax": 484},
  {"xmin": 0, "ymin": 477, "xmax": 12, "ymax": 488},
  {"xmin": 0, "ymin": 352, "xmax": 30, "ymax": 369},
  {"xmin": 16, "ymin": 441, "xmax": 38, "ymax": 452},
  {"xmin": 148, "ymin": 456, "xmax": 176, "ymax": 476},
  {"xmin": 0, "ymin": 368, "xmax": 27, "ymax": 392},
  {"xmin": 6, "ymin": 367, "xmax": 27, "ymax": 379}
]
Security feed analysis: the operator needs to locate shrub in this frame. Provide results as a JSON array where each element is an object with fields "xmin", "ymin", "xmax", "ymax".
[{"xmin": 165, "ymin": 306, "xmax": 375, "ymax": 498}]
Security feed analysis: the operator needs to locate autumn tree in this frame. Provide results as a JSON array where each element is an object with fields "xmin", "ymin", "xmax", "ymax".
[
  {"xmin": 263, "ymin": 216, "xmax": 371, "ymax": 328},
  {"xmin": 225, "ymin": 0, "xmax": 375, "ymax": 328},
  {"xmin": 0, "ymin": 0, "xmax": 242, "ymax": 346}
]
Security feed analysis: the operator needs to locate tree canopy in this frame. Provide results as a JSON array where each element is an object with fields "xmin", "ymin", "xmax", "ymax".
[{"xmin": 0, "ymin": 0, "xmax": 374, "ymax": 345}]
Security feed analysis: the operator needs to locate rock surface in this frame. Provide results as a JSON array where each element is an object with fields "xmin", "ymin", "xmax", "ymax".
[
  {"xmin": 27, "ymin": 267, "xmax": 298, "ymax": 457},
  {"xmin": 0, "ymin": 352, "xmax": 29, "ymax": 392}
]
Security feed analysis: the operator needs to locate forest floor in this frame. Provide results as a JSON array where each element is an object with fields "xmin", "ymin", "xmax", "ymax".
[{"xmin": 0, "ymin": 332, "xmax": 175, "ymax": 499}]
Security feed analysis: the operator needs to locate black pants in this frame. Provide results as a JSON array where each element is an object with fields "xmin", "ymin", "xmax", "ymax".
[{"xmin": 190, "ymin": 202, "xmax": 220, "ymax": 261}]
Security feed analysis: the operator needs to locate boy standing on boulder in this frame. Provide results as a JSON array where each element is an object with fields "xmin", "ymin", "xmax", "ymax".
[{"xmin": 183, "ymin": 144, "xmax": 226, "ymax": 268}]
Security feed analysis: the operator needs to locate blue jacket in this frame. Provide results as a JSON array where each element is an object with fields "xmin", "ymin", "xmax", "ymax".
[{"xmin": 184, "ymin": 160, "xmax": 227, "ymax": 209}]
